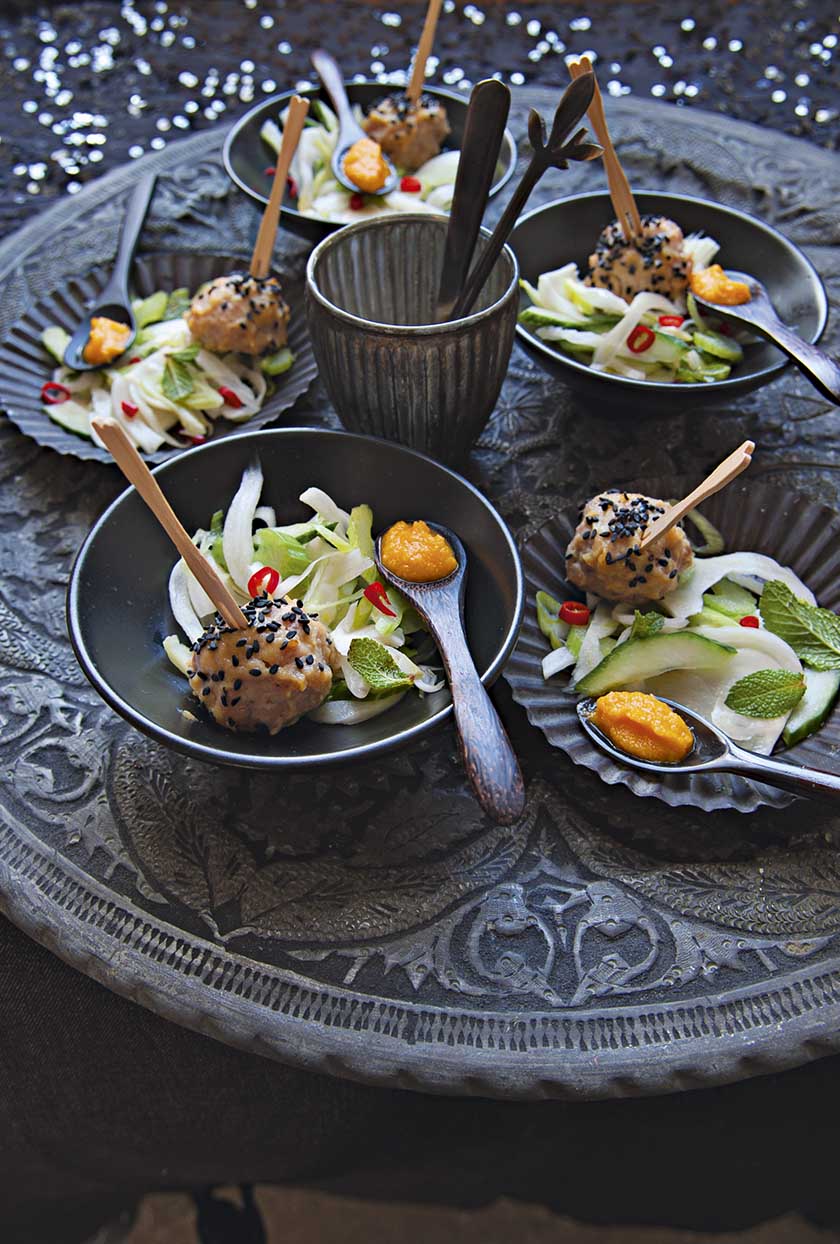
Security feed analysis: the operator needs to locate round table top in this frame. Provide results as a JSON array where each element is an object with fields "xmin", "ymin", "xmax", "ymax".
[{"xmin": 2, "ymin": 87, "xmax": 840, "ymax": 1100}]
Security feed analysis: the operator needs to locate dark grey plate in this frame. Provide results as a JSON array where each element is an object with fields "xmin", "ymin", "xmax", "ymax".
[
  {"xmin": 505, "ymin": 478, "xmax": 840, "ymax": 812},
  {"xmin": 223, "ymin": 81, "xmax": 518, "ymax": 243},
  {"xmin": 68, "ymin": 427, "xmax": 524, "ymax": 769},
  {"xmin": 0, "ymin": 252, "xmax": 318, "ymax": 464},
  {"xmin": 510, "ymin": 191, "xmax": 829, "ymax": 412}
]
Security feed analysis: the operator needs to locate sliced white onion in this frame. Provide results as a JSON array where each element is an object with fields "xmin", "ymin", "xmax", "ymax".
[
  {"xmin": 542, "ymin": 646, "xmax": 576, "ymax": 678},
  {"xmin": 299, "ymin": 487, "xmax": 350, "ymax": 531},
  {"xmin": 223, "ymin": 458, "xmax": 263, "ymax": 591}
]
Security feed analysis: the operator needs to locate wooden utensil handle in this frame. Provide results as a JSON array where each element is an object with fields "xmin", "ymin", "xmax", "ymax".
[
  {"xmin": 430, "ymin": 612, "xmax": 526, "ymax": 825},
  {"xmin": 407, "ymin": 0, "xmax": 444, "ymax": 102},
  {"xmin": 91, "ymin": 416, "xmax": 248, "ymax": 630},
  {"xmin": 250, "ymin": 94, "xmax": 309, "ymax": 280},
  {"xmin": 638, "ymin": 440, "xmax": 755, "ymax": 551}
]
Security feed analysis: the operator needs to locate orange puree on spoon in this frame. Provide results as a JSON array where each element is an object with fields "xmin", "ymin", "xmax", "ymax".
[
  {"xmin": 343, "ymin": 137, "xmax": 389, "ymax": 194},
  {"xmin": 592, "ymin": 691, "xmax": 694, "ymax": 763},
  {"xmin": 380, "ymin": 520, "xmax": 457, "ymax": 582},
  {"xmin": 689, "ymin": 264, "xmax": 751, "ymax": 306},
  {"xmin": 84, "ymin": 316, "xmax": 132, "ymax": 365}
]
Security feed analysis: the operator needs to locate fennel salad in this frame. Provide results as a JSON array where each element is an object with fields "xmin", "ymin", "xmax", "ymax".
[
  {"xmin": 39, "ymin": 287, "xmax": 294, "ymax": 454},
  {"xmin": 539, "ymin": 512, "xmax": 840, "ymax": 756},
  {"xmin": 520, "ymin": 236, "xmax": 750, "ymax": 384},
  {"xmin": 164, "ymin": 460, "xmax": 445, "ymax": 727},
  {"xmin": 261, "ymin": 99, "xmax": 460, "ymax": 224}
]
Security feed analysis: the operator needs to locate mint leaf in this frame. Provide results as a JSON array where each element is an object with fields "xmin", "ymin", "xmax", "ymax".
[
  {"xmin": 162, "ymin": 287, "xmax": 191, "ymax": 321},
  {"xmin": 629, "ymin": 610, "xmax": 665, "ymax": 641},
  {"xmin": 725, "ymin": 668, "xmax": 806, "ymax": 718},
  {"xmin": 169, "ymin": 343, "xmax": 200, "ymax": 363},
  {"xmin": 347, "ymin": 637, "xmax": 413, "ymax": 693},
  {"xmin": 760, "ymin": 580, "xmax": 840, "ymax": 670},
  {"xmin": 161, "ymin": 356, "xmax": 194, "ymax": 401}
]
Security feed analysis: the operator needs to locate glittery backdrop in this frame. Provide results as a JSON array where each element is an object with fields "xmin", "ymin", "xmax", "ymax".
[{"xmin": 0, "ymin": 1, "xmax": 837, "ymax": 235}]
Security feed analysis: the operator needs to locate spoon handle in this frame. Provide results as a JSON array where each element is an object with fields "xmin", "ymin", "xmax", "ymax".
[
  {"xmin": 719, "ymin": 744, "xmax": 840, "ymax": 802},
  {"xmin": 100, "ymin": 173, "xmax": 157, "ymax": 303},
  {"xmin": 429, "ymin": 612, "xmax": 526, "ymax": 824},
  {"xmin": 753, "ymin": 316, "xmax": 840, "ymax": 405}
]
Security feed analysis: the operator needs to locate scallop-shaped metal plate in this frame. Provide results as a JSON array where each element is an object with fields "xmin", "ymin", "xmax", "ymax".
[
  {"xmin": 0, "ymin": 251, "xmax": 318, "ymax": 464},
  {"xmin": 505, "ymin": 480, "xmax": 840, "ymax": 813}
]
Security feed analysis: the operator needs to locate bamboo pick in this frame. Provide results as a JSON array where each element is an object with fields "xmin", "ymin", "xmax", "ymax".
[
  {"xmin": 638, "ymin": 440, "xmax": 756, "ymax": 552},
  {"xmin": 250, "ymin": 94, "xmax": 310, "ymax": 280},
  {"xmin": 407, "ymin": 0, "xmax": 444, "ymax": 103},
  {"xmin": 568, "ymin": 54, "xmax": 641, "ymax": 241},
  {"xmin": 91, "ymin": 415, "xmax": 249, "ymax": 630}
]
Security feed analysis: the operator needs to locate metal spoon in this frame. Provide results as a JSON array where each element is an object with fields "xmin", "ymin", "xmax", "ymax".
[
  {"xmin": 693, "ymin": 271, "xmax": 840, "ymax": 406},
  {"xmin": 448, "ymin": 73, "xmax": 602, "ymax": 321},
  {"xmin": 577, "ymin": 695, "xmax": 840, "ymax": 802},
  {"xmin": 435, "ymin": 78, "xmax": 511, "ymax": 321},
  {"xmin": 375, "ymin": 523, "xmax": 526, "ymax": 825},
  {"xmin": 63, "ymin": 173, "xmax": 157, "ymax": 371},
  {"xmin": 311, "ymin": 49, "xmax": 399, "ymax": 197}
]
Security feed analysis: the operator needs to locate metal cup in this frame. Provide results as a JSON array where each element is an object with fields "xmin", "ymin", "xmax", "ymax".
[{"xmin": 305, "ymin": 214, "xmax": 519, "ymax": 465}]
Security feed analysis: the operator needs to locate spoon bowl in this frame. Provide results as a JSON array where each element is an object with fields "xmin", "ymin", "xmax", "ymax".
[
  {"xmin": 62, "ymin": 173, "xmax": 156, "ymax": 372},
  {"xmin": 311, "ymin": 49, "xmax": 399, "ymax": 198},
  {"xmin": 375, "ymin": 521, "xmax": 526, "ymax": 823},
  {"xmin": 694, "ymin": 270, "xmax": 840, "ymax": 405},
  {"xmin": 577, "ymin": 695, "xmax": 840, "ymax": 802}
]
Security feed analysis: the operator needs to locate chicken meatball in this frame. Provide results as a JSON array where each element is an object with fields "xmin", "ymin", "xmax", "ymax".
[
  {"xmin": 186, "ymin": 273, "xmax": 290, "ymax": 356},
  {"xmin": 587, "ymin": 215, "xmax": 691, "ymax": 304},
  {"xmin": 362, "ymin": 94, "xmax": 450, "ymax": 172},
  {"xmin": 565, "ymin": 491, "xmax": 694, "ymax": 605},
  {"xmin": 188, "ymin": 595, "xmax": 341, "ymax": 734}
]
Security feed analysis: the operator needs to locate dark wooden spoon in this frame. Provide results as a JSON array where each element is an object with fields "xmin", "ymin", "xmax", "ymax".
[
  {"xmin": 375, "ymin": 523, "xmax": 525, "ymax": 824},
  {"xmin": 63, "ymin": 173, "xmax": 157, "ymax": 371}
]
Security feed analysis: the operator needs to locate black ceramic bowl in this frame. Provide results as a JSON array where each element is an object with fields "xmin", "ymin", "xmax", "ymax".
[
  {"xmin": 223, "ymin": 81, "xmax": 518, "ymax": 243},
  {"xmin": 68, "ymin": 428, "xmax": 524, "ymax": 769},
  {"xmin": 510, "ymin": 191, "xmax": 829, "ymax": 413}
]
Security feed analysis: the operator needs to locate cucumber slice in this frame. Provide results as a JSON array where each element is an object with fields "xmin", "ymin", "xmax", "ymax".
[
  {"xmin": 260, "ymin": 347, "xmax": 295, "ymax": 376},
  {"xmin": 576, "ymin": 631, "xmax": 737, "ymax": 695},
  {"xmin": 686, "ymin": 291, "xmax": 711, "ymax": 333},
  {"xmin": 783, "ymin": 669, "xmax": 840, "ymax": 747},
  {"xmin": 620, "ymin": 328, "xmax": 689, "ymax": 367},
  {"xmin": 676, "ymin": 357, "xmax": 731, "ymax": 384},
  {"xmin": 46, "ymin": 398, "xmax": 91, "ymax": 438},
  {"xmin": 692, "ymin": 329, "xmax": 743, "ymax": 363},
  {"xmin": 688, "ymin": 607, "xmax": 733, "ymax": 629},
  {"xmin": 566, "ymin": 624, "xmax": 585, "ymax": 660},
  {"xmin": 41, "ymin": 326, "xmax": 70, "ymax": 363},
  {"xmin": 519, "ymin": 307, "xmax": 620, "ymax": 332},
  {"xmin": 706, "ymin": 577, "xmax": 759, "ymax": 619},
  {"xmin": 536, "ymin": 591, "xmax": 570, "ymax": 650},
  {"xmin": 135, "ymin": 290, "xmax": 168, "ymax": 328}
]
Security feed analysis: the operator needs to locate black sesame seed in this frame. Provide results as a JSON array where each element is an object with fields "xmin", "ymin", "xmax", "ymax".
[
  {"xmin": 233, "ymin": 679, "xmax": 242, "ymax": 691},
  {"xmin": 305, "ymin": 655, "xmax": 314, "ymax": 665},
  {"xmin": 295, "ymin": 657, "xmax": 304, "ymax": 669},
  {"xmin": 249, "ymin": 668, "xmax": 261, "ymax": 676},
  {"xmin": 202, "ymin": 687, "xmax": 211, "ymax": 697}
]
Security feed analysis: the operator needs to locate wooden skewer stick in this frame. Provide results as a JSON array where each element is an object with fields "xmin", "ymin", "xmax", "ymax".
[
  {"xmin": 91, "ymin": 415, "xmax": 249, "ymax": 630},
  {"xmin": 638, "ymin": 440, "xmax": 756, "ymax": 552},
  {"xmin": 568, "ymin": 54, "xmax": 641, "ymax": 242},
  {"xmin": 406, "ymin": 0, "xmax": 444, "ymax": 103},
  {"xmin": 250, "ymin": 94, "xmax": 310, "ymax": 280}
]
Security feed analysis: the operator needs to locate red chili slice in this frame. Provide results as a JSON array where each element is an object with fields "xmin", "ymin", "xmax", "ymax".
[
  {"xmin": 559, "ymin": 600, "xmax": 590, "ymax": 626},
  {"xmin": 190, "ymin": 435, "xmax": 206, "ymax": 445},
  {"xmin": 658, "ymin": 314, "xmax": 684, "ymax": 328},
  {"xmin": 349, "ymin": 192, "xmax": 366, "ymax": 210},
  {"xmin": 218, "ymin": 385, "xmax": 243, "ymax": 409},
  {"xmin": 128, "ymin": 356, "xmax": 141, "ymax": 364},
  {"xmin": 247, "ymin": 566, "xmax": 280, "ymax": 598},
  {"xmin": 121, "ymin": 400, "xmax": 138, "ymax": 418},
  {"xmin": 627, "ymin": 325, "xmax": 656, "ymax": 354},
  {"xmin": 400, "ymin": 176, "xmax": 422, "ymax": 192},
  {"xmin": 363, "ymin": 581, "xmax": 397, "ymax": 617},
  {"xmin": 263, "ymin": 165, "xmax": 276, "ymax": 177},
  {"xmin": 739, "ymin": 615, "xmax": 760, "ymax": 628},
  {"xmin": 41, "ymin": 381, "xmax": 71, "ymax": 405},
  {"xmin": 287, "ymin": 175, "xmax": 299, "ymax": 198}
]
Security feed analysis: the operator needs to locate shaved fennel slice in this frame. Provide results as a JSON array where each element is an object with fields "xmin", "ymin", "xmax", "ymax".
[
  {"xmin": 664, "ymin": 553, "xmax": 815, "ymax": 618},
  {"xmin": 168, "ymin": 560, "xmax": 203, "ymax": 643},
  {"xmin": 299, "ymin": 487, "xmax": 350, "ymax": 532},
  {"xmin": 542, "ymin": 646, "xmax": 576, "ymax": 678},
  {"xmin": 683, "ymin": 233, "xmax": 720, "ymax": 271},
  {"xmin": 223, "ymin": 459, "xmax": 263, "ymax": 591},
  {"xmin": 163, "ymin": 634, "xmax": 193, "ymax": 676},
  {"xmin": 387, "ymin": 646, "xmax": 445, "ymax": 694},
  {"xmin": 592, "ymin": 291, "xmax": 682, "ymax": 368},
  {"xmin": 572, "ymin": 602, "xmax": 617, "ymax": 683},
  {"xmin": 254, "ymin": 505, "xmax": 276, "ymax": 528},
  {"xmin": 308, "ymin": 692, "xmax": 407, "ymax": 725}
]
